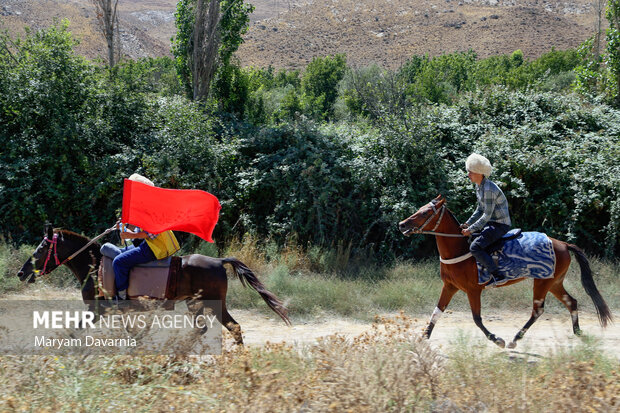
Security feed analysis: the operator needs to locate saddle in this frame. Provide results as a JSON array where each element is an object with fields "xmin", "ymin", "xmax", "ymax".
[
  {"xmin": 97, "ymin": 244, "xmax": 182, "ymax": 300},
  {"xmin": 474, "ymin": 230, "xmax": 556, "ymax": 285},
  {"xmin": 484, "ymin": 228, "xmax": 522, "ymax": 254}
]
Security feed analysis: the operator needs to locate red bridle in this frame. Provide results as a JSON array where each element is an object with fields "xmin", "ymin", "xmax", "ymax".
[
  {"xmin": 40, "ymin": 234, "xmax": 61, "ymax": 276},
  {"xmin": 37, "ymin": 226, "xmax": 117, "ymax": 277}
]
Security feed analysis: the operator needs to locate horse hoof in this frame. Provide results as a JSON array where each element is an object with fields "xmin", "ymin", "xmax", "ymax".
[
  {"xmin": 507, "ymin": 341, "xmax": 517, "ymax": 349},
  {"xmin": 495, "ymin": 338, "xmax": 506, "ymax": 348}
]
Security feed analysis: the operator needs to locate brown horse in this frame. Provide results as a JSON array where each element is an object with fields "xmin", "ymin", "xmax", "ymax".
[
  {"xmin": 398, "ymin": 195, "xmax": 612, "ymax": 348},
  {"xmin": 16, "ymin": 225, "xmax": 291, "ymax": 345}
]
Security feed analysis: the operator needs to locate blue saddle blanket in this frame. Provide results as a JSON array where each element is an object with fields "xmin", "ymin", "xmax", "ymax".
[{"xmin": 477, "ymin": 231, "xmax": 556, "ymax": 285}]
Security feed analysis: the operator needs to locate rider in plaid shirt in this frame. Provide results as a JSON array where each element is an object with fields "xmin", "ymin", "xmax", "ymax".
[{"xmin": 460, "ymin": 154, "xmax": 511, "ymax": 285}]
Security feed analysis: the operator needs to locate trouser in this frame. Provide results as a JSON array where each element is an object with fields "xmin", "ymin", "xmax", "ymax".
[
  {"xmin": 112, "ymin": 241, "xmax": 156, "ymax": 292},
  {"xmin": 469, "ymin": 222, "xmax": 511, "ymax": 274}
]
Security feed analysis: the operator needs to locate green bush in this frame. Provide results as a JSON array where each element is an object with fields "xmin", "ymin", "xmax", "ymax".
[
  {"xmin": 408, "ymin": 50, "xmax": 477, "ymax": 104},
  {"xmin": 0, "ymin": 23, "xmax": 617, "ymax": 261},
  {"xmin": 0, "ymin": 22, "xmax": 156, "ymax": 244},
  {"xmin": 433, "ymin": 89, "xmax": 620, "ymax": 256},
  {"xmin": 301, "ymin": 54, "xmax": 347, "ymax": 120}
]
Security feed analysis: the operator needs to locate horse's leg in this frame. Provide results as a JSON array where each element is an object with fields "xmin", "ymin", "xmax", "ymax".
[
  {"xmin": 550, "ymin": 284, "xmax": 582, "ymax": 336},
  {"xmin": 186, "ymin": 300, "xmax": 210, "ymax": 334},
  {"xmin": 221, "ymin": 305, "xmax": 243, "ymax": 345},
  {"xmin": 467, "ymin": 290, "xmax": 505, "ymax": 348},
  {"xmin": 425, "ymin": 283, "xmax": 458, "ymax": 338},
  {"xmin": 186, "ymin": 300, "xmax": 242, "ymax": 343},
  {"xmin": 507, "ymin": 280, "xmax": 550, "ymax": 349}
]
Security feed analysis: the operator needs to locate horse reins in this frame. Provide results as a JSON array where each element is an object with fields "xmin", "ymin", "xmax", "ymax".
[
  {"xmin": 403, "ymin": 203, "xmax": 466, "ymax": 238},
  {"xmin": 404, "ymin": 203, "xmax": 473, "ymax": 264},
  {"xmin": 39, "ymin": 226, "xmax": 116, "ymax": 276}
]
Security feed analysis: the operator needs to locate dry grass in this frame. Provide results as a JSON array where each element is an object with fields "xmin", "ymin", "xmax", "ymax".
[
  {"xmin": 220, "ymin": 236, "xmax": 619, "ymax": 320},
  {"xmin": 0, "ymin": 313, "xmax": 618, "ymax": 412},
  {"xmin": 2, "ymin": 237, "xmax": 618, "ymax": 411}
]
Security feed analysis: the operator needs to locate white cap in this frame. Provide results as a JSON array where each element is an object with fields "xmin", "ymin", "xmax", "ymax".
[
  {"xmin": 465, "ymin": 153, "xmax": 492, "ymax": 177},
  {"xmin": 128, "ymin": 173, "xmax": 154, "ymax": 186}
]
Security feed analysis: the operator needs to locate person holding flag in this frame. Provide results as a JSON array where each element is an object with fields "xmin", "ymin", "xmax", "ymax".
[
  {"xmin": 108, "ymin": 172, "xmax": 221, "ymax": 299},
  {"xmin": 112, "ymin": 174, "xmax": 180, "ymax": 299}
]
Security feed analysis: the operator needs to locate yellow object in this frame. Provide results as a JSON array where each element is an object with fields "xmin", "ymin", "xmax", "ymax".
[{"xmin": 145, "ymin": 230, "xmax": 180, "ymax": 259}]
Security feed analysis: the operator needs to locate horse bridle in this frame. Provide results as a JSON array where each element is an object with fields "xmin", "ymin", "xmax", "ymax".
[
  {"xmin": 403, "ymin": 202, "xmax": 465, "ymax": 238},
  {"xmin": 36, "ymin": 226, "xmax": 117, "ymax": 277},
  {"xmin": 39, "ymin": 233, "xmax": 62, "ymax": 276}
]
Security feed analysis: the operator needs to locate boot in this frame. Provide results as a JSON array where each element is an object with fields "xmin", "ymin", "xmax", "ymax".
[{"xmin": 490, "ymin": 270, "xmax": 508, "ymax": 286}]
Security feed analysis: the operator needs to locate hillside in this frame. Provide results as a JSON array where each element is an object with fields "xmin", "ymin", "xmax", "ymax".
[
  {"xmin": 238, "ymin": 0, "xmax": 598, "ymax": 69},
  {"xmin": 0, "ymin": 0, "xmax": 600, "ymax": 69}
]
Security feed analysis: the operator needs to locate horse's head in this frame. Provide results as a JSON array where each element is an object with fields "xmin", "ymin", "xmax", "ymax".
[
  {"xmin": 17, "ymin": 224, "xmax": 60, "ymax": 283},
  {"xmin": 398, "ymin": 195, "xmax": 447, "ymax": 236}
]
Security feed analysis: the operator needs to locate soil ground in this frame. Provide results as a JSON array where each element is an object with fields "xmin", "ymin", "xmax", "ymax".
[
  {"xmin": 232, "ymin": 309, "xmax": 620, "ymax": 359},
  {"xmin": 5, "ymin": 285, "xmax": 618, "ymax": 359}
]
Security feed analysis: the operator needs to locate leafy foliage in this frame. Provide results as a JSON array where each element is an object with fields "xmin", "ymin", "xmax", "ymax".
[
  {"xmin": 301, "ymin": 54, "xmax": 347, "ymax": 121},
  {"xmin": 171, "ymin": 0, "xmax": 254, "ymax": 104},
  {"xmin": 340, "ymin": 49, "xmax": 580, "ymax": 120},
  {"xmin": 0, "ymin": 23, "xmax": 152, "ymax": 243},
  {"xmin": 606, "ymin": 0, "xmax": 620, "ymax": 105},
  {"xmin": 1, "ymin": 22, "xmax": 618, "ymax": 260},
  {"xmin": 170, "ymin": 0, "xmax": 195, "ymax": 98},
  {"xmin": 574, "ymin": 1, "xmax": 620, "ymax": 105}
]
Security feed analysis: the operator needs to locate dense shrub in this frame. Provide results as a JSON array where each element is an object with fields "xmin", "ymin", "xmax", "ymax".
[
  {"xmin": 233, "ymin": 123, "xmax": 358, "ymax": 245},
  {"xmin": 341, "ymin": 49, "xmax": 580, "ymax": 120},
  {"xmin": 420, "ymin": 89, "xmax": 620, "ymax": 257},
  {"xmin": 244, "ymin": 67, "xmax": 302, "ymax": 123},
  {"xmin": 0, "ymin": 23, "xmax": 154, "ymax": 243},
  {"xmin": 0, "ymin": 23, "xmax": 617, "ymax": 260},
  {"xmin": 408, "ymin": 51, "xmax": 477, "ymax": 104},
  {"xmin": 301, "ymin": 54, "xmax": 347, "ymax": 120}
]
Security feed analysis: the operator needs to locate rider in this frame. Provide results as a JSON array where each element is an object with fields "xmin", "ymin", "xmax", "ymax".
[
  {"xmin": 460, "ymin": 154, "xmax": 511, "ymax": 285},
  {"xmin": 112, "ymin": 173, "xmax": 180, "ymax": 299}
]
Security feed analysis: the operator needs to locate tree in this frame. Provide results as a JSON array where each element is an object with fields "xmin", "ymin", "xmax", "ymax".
[
  {"xmin": 91, "ymin": 0, "xmax": 120, "ymax": 68},
  {"xmin": 192, "ymin": 0, "xmax": 221, "ymax": 100},
  {"xmin": 607, "ymin": 0, "xmax": 620, "ymax": 105},
  {"xmin": 594, "ymin": 0, "xmax": 606, "ymax": 62},
  {"xmin": 0, "ymin": 22, "xmax": 157, "ymax": 244},
  {"xmin": 172, "ymin": 0, "xmax": 253, "ymax": 102},
  {"xmin": 301, "ymin": 54, "xmax": 347, "ymax": 120}
]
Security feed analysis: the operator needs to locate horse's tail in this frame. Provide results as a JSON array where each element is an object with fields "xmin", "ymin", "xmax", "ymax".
[
  {"xmin": 222, "ymin": 258, "xmax": 291, "ymax": 326},
  {"xmin": 566, "ymin": 244, "xmax": 613, "ymax": 327}
]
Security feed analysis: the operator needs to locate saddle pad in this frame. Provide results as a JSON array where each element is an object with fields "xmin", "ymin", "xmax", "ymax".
[
  {"xmin": 478, "ymin": 231, "xmax": 556, "ymax": 285},
  {"xmin": 97, "ymin": 256, "xmax": 181, "ymax": 299},
  {"xmin": 97, "ymin": 256, "xmax": 116, "ymax": 299},
  {"xmin": 127, "ymin": 266, "xmax": 169, "ymax": 299}
]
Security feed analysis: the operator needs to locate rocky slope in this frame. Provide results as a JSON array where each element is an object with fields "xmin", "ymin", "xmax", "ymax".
[{"xmin": 0, "ymin": 0, "xmax": 600, "ymax": 69}]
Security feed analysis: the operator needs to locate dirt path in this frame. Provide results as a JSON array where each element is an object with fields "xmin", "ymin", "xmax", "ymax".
[
  {"xmin": 4, "ymin": 287, "xmax": 619, "ymax": 359},
  {"xmin": 231, "ymin": 309, "xmax": 620, "ymax": 359}
]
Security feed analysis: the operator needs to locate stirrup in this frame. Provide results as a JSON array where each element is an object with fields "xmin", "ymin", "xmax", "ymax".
[{"xmin": 489, "ymin": 272, "xmax": 508, "ymax": 286}]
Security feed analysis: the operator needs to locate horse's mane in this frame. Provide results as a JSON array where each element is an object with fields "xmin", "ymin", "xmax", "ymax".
[
  {"xmin": 54, "ymin": 228, "xmax": 100, "ymax": 247},
  {"xmin": 444, "ymin": 207, "xmax": 462, "ymax": 228}
]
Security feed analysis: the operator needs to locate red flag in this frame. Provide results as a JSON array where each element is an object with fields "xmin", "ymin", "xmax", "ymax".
[{"xmin": 121, "ymin": 179, "xmax": 221, "ymax": 242}]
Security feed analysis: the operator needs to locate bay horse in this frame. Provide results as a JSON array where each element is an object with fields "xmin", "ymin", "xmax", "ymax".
[
  {"xmin": 398, "ymin": 195, "xmax": 612, "ymax": 348},
  {"xmin": 16, "ymin": 225, "xmax": 291, "ymax": 345}
]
